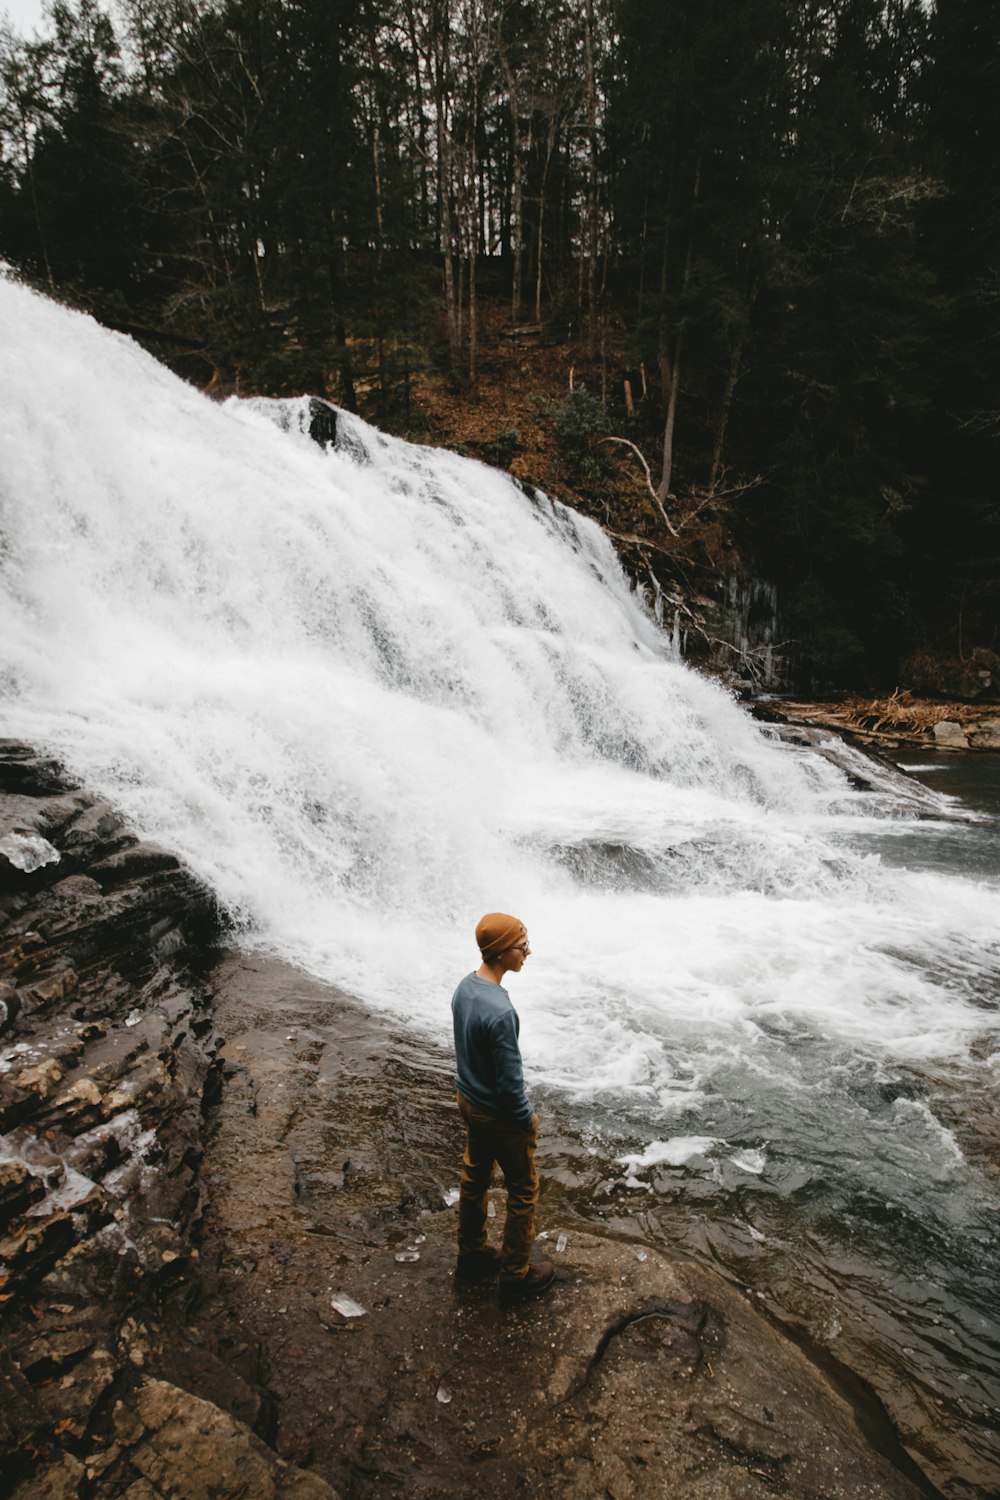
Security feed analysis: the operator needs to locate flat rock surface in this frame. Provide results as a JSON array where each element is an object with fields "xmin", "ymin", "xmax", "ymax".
[{"xmin": 198, "ymin": 953, "xmax": 935, "ymax": 1500}]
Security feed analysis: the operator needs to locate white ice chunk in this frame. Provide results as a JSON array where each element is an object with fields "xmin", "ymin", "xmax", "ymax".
[
  {"xmin": 27, "ymin": 1165, "xmax": 96, "ymax": 1215},
  {"xmin": 330, "ymin": 1294, "xmax": 366, "ymax": 1318},
  {"xmin": 618, "ymin": 1136, "xmax": 722, "ymax": 1172},
  {"xmin": 729, "ymin": 1148, "xmax": 767, "ymax": 1176},
  {"xmin": 0, "ymin": 830, "xmax": 60, "ymax": 873}
]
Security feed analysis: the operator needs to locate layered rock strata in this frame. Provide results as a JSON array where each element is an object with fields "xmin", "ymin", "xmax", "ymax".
[{"xmin": 0, "ymin": 742, "xmax": 335, "ymax": 1498}]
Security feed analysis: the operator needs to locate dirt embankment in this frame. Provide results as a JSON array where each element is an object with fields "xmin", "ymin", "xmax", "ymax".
[{"xmin": 1, "ymin": 743, "xmax": 936, "ymax": 1499}]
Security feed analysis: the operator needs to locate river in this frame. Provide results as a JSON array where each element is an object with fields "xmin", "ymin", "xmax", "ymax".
[{"xmin": 541, "ymin": 751, "xmax": 1000, "ymax": 1499}]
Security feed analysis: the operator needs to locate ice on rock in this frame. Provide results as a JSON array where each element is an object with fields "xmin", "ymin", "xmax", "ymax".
[
  {"xmin": 435, "ymin": 1382, "xmax": 452, "ymax": 1404},
  {"xmin": 556, "ymin": 1232, "xmax": 568, "ymax": 1253},
  {"xmin": 618, "ymin": 1137, "xmax": 722, "ymax": 1174},
  {"xmin": 634, "ymin": 1248, "xmax": 648, "ymax": 1262},
  {"xmin": 487, "ymin": 1200, "xmax": 497, "ymax": 1218},
  {"xmin": 729, "ymin": 1148, "xmax": 767, "ymax": 1175},
  {"xmin": 0, "ymin": 830, "xmax": 60, "ymax": 873},
  {"xmin": 443, "ymin": 1188, "xmax": 460, "ymax": 1207},
  {"xmin": 330, "ymin": 1294, "xmax": 366, "ymax": 1318},
  {"xmin": 394, "ymin": 1248, "xmax": 420, "ymax": 1263}
]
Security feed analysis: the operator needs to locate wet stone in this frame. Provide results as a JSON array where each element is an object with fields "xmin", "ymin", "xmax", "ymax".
[{"xmin": 0, "ymin": 1161, "xmax": 46, "ymax": 1226}]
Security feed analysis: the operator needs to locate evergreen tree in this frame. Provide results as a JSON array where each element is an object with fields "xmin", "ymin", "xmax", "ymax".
[
  {"xmin": 1, "ymin": 1, "xmax": 145, "ymax": 311},
  {"xmin": 736, "ymin": 0, "xmax": 940, "ymax": 683},
  {"xmin": 915, "ymin": 0, "xmax": 1000, "ymax": 665}
]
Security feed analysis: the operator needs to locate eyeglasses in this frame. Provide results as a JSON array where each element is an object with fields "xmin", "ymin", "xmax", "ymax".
[{"xmin": 510, "ymin": 941, "xmax": 531, "ymax": 955}]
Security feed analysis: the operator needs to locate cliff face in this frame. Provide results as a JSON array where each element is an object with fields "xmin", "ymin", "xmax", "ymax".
[{"xmin": 0, "ymin": 742, "xmax": 335, "ymax": 1498}]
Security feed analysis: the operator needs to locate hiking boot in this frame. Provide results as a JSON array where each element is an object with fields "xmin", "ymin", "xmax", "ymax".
[
  {"xmin": 498, "ymin": 1258, "xmax": 555, "ymax": 1305},
  {"xmin": 456, "ymin": 1247, "xmax": 502, "ymax": 1281}
]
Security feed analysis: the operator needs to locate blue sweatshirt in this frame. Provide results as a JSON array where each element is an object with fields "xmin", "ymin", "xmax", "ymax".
[{"xmin": 451, "ymin": 972, "xmax": 534, "ymax": 1129}]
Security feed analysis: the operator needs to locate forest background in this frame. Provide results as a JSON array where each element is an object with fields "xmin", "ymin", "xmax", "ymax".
[{"xmin": 1, "ymin": 0, "xmax": 997, "ymax": 691}]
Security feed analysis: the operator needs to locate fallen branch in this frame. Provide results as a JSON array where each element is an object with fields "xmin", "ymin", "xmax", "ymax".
[
  {"xmin": 702, "ymin": 633, "xmax": 787, "ymax": 686},
  {"xmin": 674, "ymin": 474, "xmax": 763, "ymax": 532},
  {"xmin": 595, "ymin": 436, "xmax": 679, "ymax": 537},
  {"xmin": 602, "ymin": 527, "xmax": 679, "ymax": 561}
]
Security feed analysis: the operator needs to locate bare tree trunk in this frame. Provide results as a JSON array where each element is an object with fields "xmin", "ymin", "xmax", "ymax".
[
  {"xmin": 440, "ymin": 180, "xmax": 460, "ymax": 370},
  {"xmin": 510, "ymin": 123, "xmax": 524, "ymax": 324},
  {"xmin": 708, "ymin": 338, "xmax": 743, "ymax": 494},
  {"xmin": 657, "ymin": 154, "xmax": 700, "ymax": 502},
  {"xmin": 17, "ymin": 113, "xmax": 54, "ymax": 288},
  {"xmin": 657, "ymin": 336, "xmax": 682, "ymax": 501},
  {"xmin": 486, "ymin": 2, "xmax": 531, "ymax": 327},
  {"xmin": 368, "ymin": 63, "xmax": 386, "ymax": 410},
  {"xmin": 402, "ymin": 0, "xmax": 431, "ymax": 235},
  {"xmin": 534, "ymin": 184, "xmax": 546, "ymax": 325},
  {"xmin": 431, "ymin": 5, "xmax": 461, "ymax": 373},
  {"xmin": 468, "ymin": 233, "xmax": 478, "ymax": 385},
  {"xmin": 455, "ymin": 225, "xmax": 465, "ymax": 360},
  {"xmin": 583, "ymin": 0, "xmax": 599, "ymax": 356},
  {"xmin": 466, "ymin": 0, "xmax": 483, "ymax": 386},
  {"xmin": 637, "ymin": 154, "xmax": 650, "ymax": 317}
]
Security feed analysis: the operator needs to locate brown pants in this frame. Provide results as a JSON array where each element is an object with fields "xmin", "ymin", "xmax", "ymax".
[{"xmin": 457, "ymin": 1092, "xmax": 539, "ymax": 1280}]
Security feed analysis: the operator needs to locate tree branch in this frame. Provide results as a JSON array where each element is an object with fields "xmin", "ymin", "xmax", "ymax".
[{"xmin": 596, "ymin": 435, "xmax": 679, "ymax": 536}]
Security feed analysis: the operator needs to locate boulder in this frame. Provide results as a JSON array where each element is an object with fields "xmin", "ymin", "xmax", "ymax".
[
  {"xmin": 968, "ymin": 717, "xmax": 1000, "ymax": 749},
  {"xmin": 105, "ymin": 1377, "xmax": 338, "ymax": 1499},
  {"xmin": 931, "ymin": 718, "xmax": 968, "ymax": 748}
]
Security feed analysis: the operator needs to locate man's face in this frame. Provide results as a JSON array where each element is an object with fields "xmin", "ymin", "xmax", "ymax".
[{"xmin": 504, "ymin": 935, "xmax": 531, "ymax": 972}]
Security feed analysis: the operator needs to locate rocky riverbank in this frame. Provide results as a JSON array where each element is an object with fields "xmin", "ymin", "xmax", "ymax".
[
  {"xmin": 0, "ymin": 743, "xmax": 333, "ymax": 1498},
  {"xmin": 759, "ymin": 696, "xmax": 1000, "ymax": 753},
  {"xmin": 1, "ymin": 742, "xmax": 939, "ymax": 1498}
]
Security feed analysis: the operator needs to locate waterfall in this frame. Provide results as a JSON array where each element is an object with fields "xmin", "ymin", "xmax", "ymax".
[{"xmin": 1, "ymin": 278, "xmax": 997, "ymax": 1092}]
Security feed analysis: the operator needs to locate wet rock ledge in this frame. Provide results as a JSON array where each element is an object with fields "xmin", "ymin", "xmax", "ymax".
[
  {"xmin": 1, "ymin": 742, "xmax": 938, "ymax": 1500},
  {"xmin": 0, "ymin": 743, "xmax": 332, "ymax": 1498}
]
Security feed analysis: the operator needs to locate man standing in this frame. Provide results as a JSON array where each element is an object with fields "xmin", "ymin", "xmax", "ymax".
[{"xmin": 451, "ymin": 912, "xmax": 554, "ymax": 1304}]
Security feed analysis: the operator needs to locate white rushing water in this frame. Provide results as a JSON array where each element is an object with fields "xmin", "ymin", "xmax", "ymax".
[{"xmin": 1, "ymin": 277, "xmax": 998, "ymax": 1116}]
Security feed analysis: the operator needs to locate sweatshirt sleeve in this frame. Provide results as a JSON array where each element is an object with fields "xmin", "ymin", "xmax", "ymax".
[{"xmin": 488, "ymin": 1010, "xmax": 534, "ymax": 1128}]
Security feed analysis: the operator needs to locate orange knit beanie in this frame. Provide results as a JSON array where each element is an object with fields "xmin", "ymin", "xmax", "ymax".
[{"xmin": 476, "ymin": 912, "xmax": 527, "ymax": 961}]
